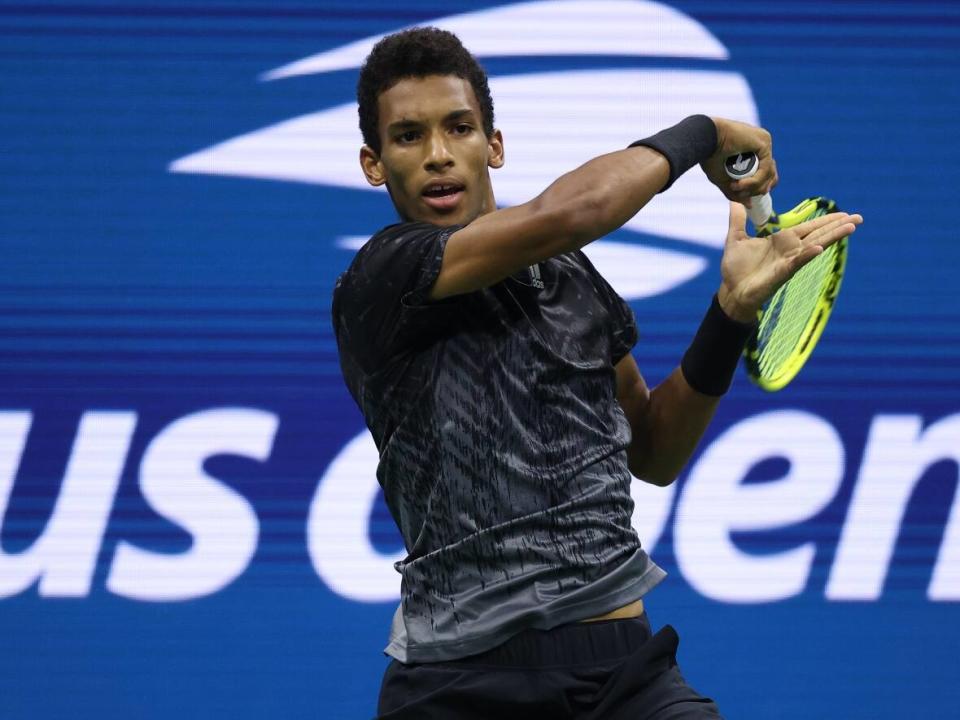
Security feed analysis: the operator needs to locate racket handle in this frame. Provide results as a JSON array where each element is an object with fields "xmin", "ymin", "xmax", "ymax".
[{"xmin": 724, "ymin": 151, "xmax": 773, "ymax": 227}]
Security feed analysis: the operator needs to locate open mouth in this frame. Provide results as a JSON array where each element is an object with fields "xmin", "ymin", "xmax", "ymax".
[{"xmin": 421, "ymin": 182, "xmax": 465, "ymax": 211}]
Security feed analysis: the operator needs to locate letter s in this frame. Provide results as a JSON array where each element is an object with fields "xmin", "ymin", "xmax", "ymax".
[{"xmin": 106, "ymin": 408, "xmax": 277, "ymax": 601}]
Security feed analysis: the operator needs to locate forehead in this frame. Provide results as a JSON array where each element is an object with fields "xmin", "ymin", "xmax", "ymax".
[{"xmin": 377, "ymin": 75, "xmax": 481, "ymax": 127}]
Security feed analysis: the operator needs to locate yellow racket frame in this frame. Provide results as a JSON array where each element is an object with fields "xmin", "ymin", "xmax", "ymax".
[{"xmin": 743, "ymin": 197, "xmax": 848, "ymax": 392}]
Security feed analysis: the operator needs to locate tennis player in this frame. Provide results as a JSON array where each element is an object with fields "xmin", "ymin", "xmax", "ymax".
[{"xmin": 332, "ymin": 27, "xmax": 860, "ymax": 719}]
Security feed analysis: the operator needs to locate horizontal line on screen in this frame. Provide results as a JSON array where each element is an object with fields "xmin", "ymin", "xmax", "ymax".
[
  {"xmin": 0, "ymin": 48, "xmax": 318, "ymax": 62},
  {"xmin": 1, "ymin": 25, "xmax": 959, "ymax": 49},
  {"xmin": 0, "ymin": 358, "xmax": 953, "ymax": 379},
  {"xmin": 697, "ymin": 9, "xmax": 960, "ymax": 27},
  {"xmin": 4, "ymin": 309, "xmax": 960, "ymax": 330},
  {"xmin": 1, "ymin": 48, "xmax": 951, "ymax": 70},
  {"xmin": 0, "ymin": 4, "xmax": 431, "ymax": 21},
  {"xmin": 2, "ymin": 329, "xmax": 958, "ymax": 353},
  {"xmin": 0, "ymin": 342, "xmax": 956, "ymax": 364},
  {"xmin": 0, "ymin": 307, "xmax": 329, "ymax": 319},
  {"xmin": 0, "ymin": 360, "xmax": 345, "ymax": 374},
  {"xmin": 0, "ymin": 283, "xmax": 329, "ymax": 295},
  {"xmin": 0, "ymin": 318, "xmax": 327, "ymax": 331},
  {"xmin": 0, "ymin": 3, "xmax": 956, "ymax": 26},
  {"xmin": 0, "ymin": 49, "xmax": 951, "ymax": 70},
  {"xmin": 0, "ymin": 348, "xmax": 340, "ymax": 361},
  {"xmin": 0, "ymin": 379, "xmax": 347, "ymax": 396},
  {"xmin": 0, "ymin": 327, "xmax": 327, "ymax": 339},
  {"xmin": 0, "ymin": 23, "xmax": 386, "ymax": 40}
]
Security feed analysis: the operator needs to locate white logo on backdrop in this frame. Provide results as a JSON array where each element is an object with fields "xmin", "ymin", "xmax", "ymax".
[
  {"xmin": 1, "ymin": 2, "xmax": 957, "ymax": 607},
  {"xmin": 170, "ymin": 0, "xmax": 760, "ymax": 300},
  {"xmin": 169, "ymin": 0, "xmax": 762, "ymax": 602}
]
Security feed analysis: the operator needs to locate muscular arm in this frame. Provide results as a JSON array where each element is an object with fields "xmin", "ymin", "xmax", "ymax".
[
  {"xmin": 614, "ymin": 354, "xmax": 720, "ymax": 487},
  {"xmin": 426, "ymin": 116, "xmax": 786, "ymax": 479},
  {"xmin": 429, "ymin": 146, "xmax": 669, "ymax": 299},
  {"xmin": 429, "ymin": 115, "xmax": 777, "ymax": 301},
  {"xmin": 434, "ymin": 139, "xmax": 717, "ymax": 481}
]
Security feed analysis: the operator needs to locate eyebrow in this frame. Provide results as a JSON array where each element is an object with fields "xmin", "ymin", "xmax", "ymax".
[{"xmin": 387, "ymin": 108, "xmax": 475, "ymax": 134}]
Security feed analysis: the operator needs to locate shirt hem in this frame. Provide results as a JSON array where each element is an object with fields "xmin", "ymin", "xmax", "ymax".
[{"xmin": 384, "ymin": 556, "xmax": 667, "ymax": 664}]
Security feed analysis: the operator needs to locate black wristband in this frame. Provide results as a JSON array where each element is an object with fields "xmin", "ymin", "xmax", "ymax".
[
  {"xmin": 681, "ymin": 294, "xmax": 757, "ymax": 396},
  {"xmin": 629, "ymin": 115, "xmax": 717, "ymax": 192}
]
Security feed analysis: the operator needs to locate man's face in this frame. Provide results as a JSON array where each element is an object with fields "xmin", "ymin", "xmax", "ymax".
[{"xmin": 360, "ymin": 75, "xmax": 504, "ymax": 226}]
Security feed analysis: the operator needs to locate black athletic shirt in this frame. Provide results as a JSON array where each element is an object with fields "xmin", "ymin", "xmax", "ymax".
[{"xmin": 332, "ymin": 222, "xmax": 665, "ymax": 662}]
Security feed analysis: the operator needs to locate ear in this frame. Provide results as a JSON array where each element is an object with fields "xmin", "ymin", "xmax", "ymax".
[
  {"xmin": 487, "ymin": 129, "xmax": 505, "ymax": 169},
  {"xmin": 359, "ymin": 145, "xmax": 386, "ymax": 186}
]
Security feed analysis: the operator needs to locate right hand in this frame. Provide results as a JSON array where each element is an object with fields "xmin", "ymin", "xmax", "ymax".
[{"xmin": 700, "ymin": 118, "xmax": 778, "ymax": 206}]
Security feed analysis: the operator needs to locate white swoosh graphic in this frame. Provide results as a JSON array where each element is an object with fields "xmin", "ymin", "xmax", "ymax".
[
  {"xmin": 169, "ymin": 0, "xmax": 756, "ymax": 298},
  {"xmin": 262, "ymin": 0, "xmax": 727, "ymax": 81},
  {"xmin": 171, "ymin": 68, "xmax": 758, "ymax": 249}
]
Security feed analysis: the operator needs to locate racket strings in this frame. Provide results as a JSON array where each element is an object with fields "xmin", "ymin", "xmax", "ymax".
[
  {"xmin": 746, "ymin": 196, "xmax": 846, "ymax": 389},
  {"xmin": 755, "ymin": 246, "xmax": 836, "ymax": 375}
]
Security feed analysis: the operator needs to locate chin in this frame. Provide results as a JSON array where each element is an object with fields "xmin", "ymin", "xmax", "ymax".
[
  {"xmin": 407, "ymin": 207, "xmax": 474, "ymax": 227},
  {"xmin": 398, "ymin": 199, "xmax": 481, "ymax": 227},
  {"xmin": 431, "ymin": 214, "xmax": 468, "ymax": 227}
]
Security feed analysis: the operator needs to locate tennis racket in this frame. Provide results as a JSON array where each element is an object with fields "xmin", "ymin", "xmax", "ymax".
[{"xmin": 724, "ymin": 152, "xmax": 849, "ymax": 392}]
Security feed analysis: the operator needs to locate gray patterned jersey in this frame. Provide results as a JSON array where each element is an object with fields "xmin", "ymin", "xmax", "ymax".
[{"xmin": 332, "ymin": 222, "xmax": 664, "ymax": 662}]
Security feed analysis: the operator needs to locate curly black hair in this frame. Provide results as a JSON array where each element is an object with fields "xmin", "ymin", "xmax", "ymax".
[{"xmin": 357, "ymin": 27, "xmax": 495, "ymax": 155}]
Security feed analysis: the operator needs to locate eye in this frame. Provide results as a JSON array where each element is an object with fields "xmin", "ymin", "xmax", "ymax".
[
  {"xmin": 396, "ymin": 130, "xmax": 420, "ymax": 144},
  {"xmin": 452, "ymin": 123, "xmax": 473, "ymax": 136}
]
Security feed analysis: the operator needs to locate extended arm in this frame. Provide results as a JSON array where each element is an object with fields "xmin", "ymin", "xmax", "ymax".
[
  {"xmin": 430, "ymin": 116, "xmax": 775, "ymax": 300},
  {"xmin": 430, "ymin": 145, "xmax": 670, "ymax": 299}
]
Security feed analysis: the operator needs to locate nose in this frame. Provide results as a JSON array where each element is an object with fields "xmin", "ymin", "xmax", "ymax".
[{"xmin": 423, "ymin": 130, "xmax": 454, "ymax": 172}]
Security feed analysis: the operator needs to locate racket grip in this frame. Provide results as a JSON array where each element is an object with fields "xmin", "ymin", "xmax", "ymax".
[
  {"xmin": 724, "ymin": 151, "xmax": 773, "ymax": 227},
  {"xmin": 747, "ymin": 193, "xmax": 773, "ymax": 228}
]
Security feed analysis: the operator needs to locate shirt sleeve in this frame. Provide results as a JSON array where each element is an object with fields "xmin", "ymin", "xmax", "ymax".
[
  {"xmin": 608, "ymin": 291, "xmax": 639, "ymax": 365},
  {"xmin": 333, "ymin": 222, "xmax": 463, "ymax": 370},
  {"xmin": 574, "ymin": 250, "xmax": 638, "ymax": 365}
]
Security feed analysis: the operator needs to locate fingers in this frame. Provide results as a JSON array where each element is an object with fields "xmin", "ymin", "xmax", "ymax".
[
  {"xmin": 727, "ymin": 201, "xmax": 747, "ymax": 236},
  {"xmin": 789, "ymin": 244, "xmax": 824, "ymax": 273},
  {"xmin": 777, "ymin": 213, "xmax": 862, "ymax": 280},
  {"xmin": 790, "ymin": 212, "xmax": 856, "ymax": 238},
  {"xmin": 726, "ymin": 185, "xmax": 754, "ymax": 205},
  {"xmin": 728, "ymin": 157, "xmax": 778, "ymax": 201},
  {"xmin": 759, "ymin": 159, "xmax": 778, "ymax": 195},
  {"xmin": 799, "ymin": 212, "xmax": 863, "ymax": 249},
  {"xmin": 716, "ymin": 121, "xmax": 776, "ymax": 199},
  {"xmin": 794, "ymin": 211, "xmax": 843, "ymax": 235}
]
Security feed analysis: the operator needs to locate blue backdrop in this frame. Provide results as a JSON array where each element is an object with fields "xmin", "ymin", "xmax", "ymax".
[{"xmin": 2, "ymin": 1, "xmax": 959, "ymax": 718}]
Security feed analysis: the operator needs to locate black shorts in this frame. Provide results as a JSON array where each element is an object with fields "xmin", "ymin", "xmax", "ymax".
[{"xmin": 376, "ymin": 614, "xmax": 723, "ymax": 719}]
